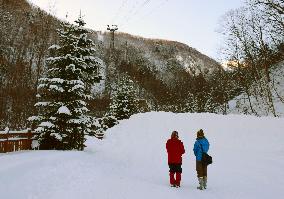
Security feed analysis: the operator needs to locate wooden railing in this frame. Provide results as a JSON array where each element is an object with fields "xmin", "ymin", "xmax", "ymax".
[{"xmin": 0, "ymin": 129, "xmax": 39, "ymax": 153}]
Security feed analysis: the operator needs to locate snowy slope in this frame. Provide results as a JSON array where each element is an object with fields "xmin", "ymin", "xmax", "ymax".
[
  {"xmin": 228, "ymin": 61, "xmax": 284, "ymax": 117},
  {"xmin": 1, "ymin": 112, "xmax": 284, "ymax": 199}
]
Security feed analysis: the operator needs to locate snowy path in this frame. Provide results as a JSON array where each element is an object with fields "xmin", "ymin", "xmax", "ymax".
[{"xmin": 1, "ymin": 112, "xmax": 284, "ymax": 199}]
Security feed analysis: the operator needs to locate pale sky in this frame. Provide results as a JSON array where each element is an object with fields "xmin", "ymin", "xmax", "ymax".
[{"xmin": 28, "ymin": 0, "xmax": 244, "ymax": 59}]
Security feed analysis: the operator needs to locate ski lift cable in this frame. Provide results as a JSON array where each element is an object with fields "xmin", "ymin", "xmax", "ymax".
[
  {"xmin": 120, "ymin": 0, "xmax": 152, "ymax": 27},
  {"xmin": 120, "ymin": 0, "xmax": 169, "ymax": 29},
  {"xmin": 126, "ymin": 0, "xmax": 152, "ymax": 22},
  {"xmin": 115, "ymin": 0, "xmax": 141, "ymax": 26},
  {"xmin": 111, "ymin": 0, "xmax": 129, "ymax": 24},
  {"xmin": 128, "ymin": 0, "xmax": 169, "ymax": 25}
]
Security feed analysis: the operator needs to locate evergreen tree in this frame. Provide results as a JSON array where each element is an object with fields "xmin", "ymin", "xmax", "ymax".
[
  {"xmin": 183, "ymin": 92, "xmax": 199, "ymax": 113},
  {"xmin": 29, "ymin": 17, "xmax": 102, "ymax": 150},
  {"xmin": 92, "ymin": 114, "xmax": 118, "ymax": 139},
  {"xmin": 204, "ymin": 89, "xmax": 219, "ymax": 113},
  {"xmin": 108, "ymin": 76, "xmax": 138, "ymax": 120}
]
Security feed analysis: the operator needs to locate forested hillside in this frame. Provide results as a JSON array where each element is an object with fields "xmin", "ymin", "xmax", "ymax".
[
  {"xmin": 1, "ymin": 0, "xmax": 283, "ymax": 130},
  {"xmin": 228, "ymin": 61, "xmax": 284, "ymax": 117},
  {"xmin": 0, "ymin": 0, "xmax": 60, "ymax": 128},
  {"xmin": 219, "ymin": 0, "xmax": 284, "ymax": 117},
  {"xmin": 0, "ymin": 0, "xmax": 230, "ymax": 129}
]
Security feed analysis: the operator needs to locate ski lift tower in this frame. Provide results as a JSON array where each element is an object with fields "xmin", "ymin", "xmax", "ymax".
[{"xmin": 107, "ymin": 25, "xmax": 118, "ymax": 49}]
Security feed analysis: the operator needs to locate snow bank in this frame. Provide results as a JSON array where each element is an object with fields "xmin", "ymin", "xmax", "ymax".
[{"xmin": 1, "ymin": 112, "xmax": 284, "ymax": 199}]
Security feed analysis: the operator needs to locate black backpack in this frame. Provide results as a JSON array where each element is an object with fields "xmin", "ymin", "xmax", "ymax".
[{"xmin": 198, "ymin": 141, "xmax": 213, "ymax": 165}]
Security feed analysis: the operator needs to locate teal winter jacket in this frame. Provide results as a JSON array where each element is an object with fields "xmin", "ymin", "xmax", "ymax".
[{"xmin": 193, "ymin": 137, "xmax": 209, "ymax": 161}]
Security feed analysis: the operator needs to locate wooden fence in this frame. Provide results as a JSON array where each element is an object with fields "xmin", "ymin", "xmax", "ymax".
[{"xmin": 0, "ymin": 129, "xmax": 39, "ymax": 153}]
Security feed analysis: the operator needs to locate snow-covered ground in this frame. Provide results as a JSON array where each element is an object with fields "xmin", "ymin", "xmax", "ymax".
[
  {"xmin": 229, "ymin": 61, "xmax": 284, "ymax": 117},
  {"xmin": 1, "ymin": 112, "xmax": 284, "ymax": 199}
]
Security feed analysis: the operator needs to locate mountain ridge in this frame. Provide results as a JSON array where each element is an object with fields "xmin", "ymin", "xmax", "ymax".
[{"xmin": 0, "ymin": 0, "xmax": 225, "ymax": 128}]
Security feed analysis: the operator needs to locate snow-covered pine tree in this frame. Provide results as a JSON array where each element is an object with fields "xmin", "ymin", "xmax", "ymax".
[
  {"xmin": 91, "ymin": 76, "xmax": 140, "ymax": 139},
  {"xmin": 183, "ymin": 92, "xmax": 199, "ymax": 113},
  {"xmin": 92, "ymin": 114, "xmax": 118, "ymax": 139},
  {"xmin": 204, "ymin": 88, "xmax": 219, "ymax": 113},
  {"xmin": 108, "ymin": 76, "xmax": 138, "ymax": 120},
  {"xmin": 29, "ymin": 16, "xmax": 102, "ymax": 150}
]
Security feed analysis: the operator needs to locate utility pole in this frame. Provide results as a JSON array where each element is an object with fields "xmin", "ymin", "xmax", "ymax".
[
  {"xmin": 125, "ymin": 41, "xmax": 128, "ymax": 63},
  {"xmin": 107, "ymin": 25, "xmax": 118, "ymax": 49},
  {"xmin": 105, "ymin": 25, "xmax": 118, "ymax": 98}
]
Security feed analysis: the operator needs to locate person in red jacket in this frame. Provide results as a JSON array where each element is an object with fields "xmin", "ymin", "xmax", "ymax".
[{"xmin": 166, "ymin": 131, "xmax": 185, "ymax": 187}]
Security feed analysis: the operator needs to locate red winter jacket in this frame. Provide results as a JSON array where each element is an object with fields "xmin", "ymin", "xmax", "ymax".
[{"xmin": 166, "ymin": 138, "xmax": 185, "ymax": 164}]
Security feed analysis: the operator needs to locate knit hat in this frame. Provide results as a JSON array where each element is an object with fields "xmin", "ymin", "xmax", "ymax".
[{"xmin": 197, "ymin": 129, "xmax": 204, "ymax": 138}]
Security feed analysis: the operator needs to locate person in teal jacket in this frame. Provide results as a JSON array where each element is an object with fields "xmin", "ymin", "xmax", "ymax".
[{"xmin": 193, "ymin": 129, "xmax": 209, "ymax": 190}]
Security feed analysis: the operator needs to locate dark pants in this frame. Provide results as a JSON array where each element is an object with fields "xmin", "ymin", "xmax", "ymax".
[
  {"xmin": 168, "ymin": 163, "xmax": 182, "ymax": 186},
  {"xmin": 168, "ymin": 163, "xmax": 182, "ymax": 173},
  {"xmin": 196, "ymin": 161, "xmax": 207, "ymax": 178}
]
